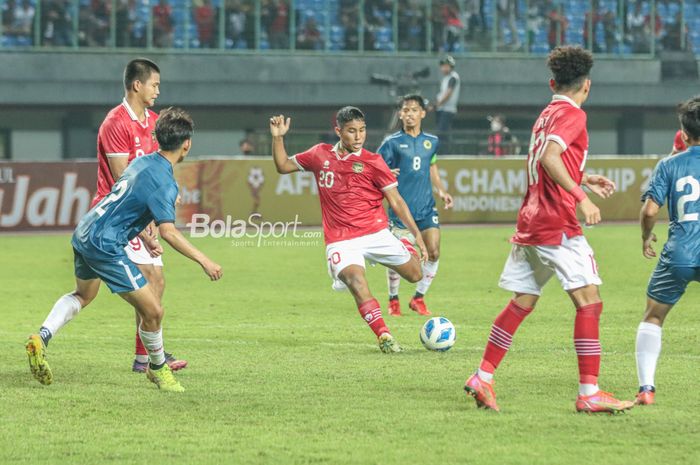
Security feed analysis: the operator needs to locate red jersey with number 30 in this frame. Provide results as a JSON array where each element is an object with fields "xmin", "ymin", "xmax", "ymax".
[
  {"xmin": 513, "ymin": 95, "xmax": 589, "ymax": 246},
  {"xmin": 673, "ymin": 130, "xmax": 686, "ymax": 153},
  {"xmin": 91, "ymin": 99, "xmax": 159, "ymax": 207},
  {"xmin": 292, "ymin": 143, "xmax": 398, "ymax": 245}
]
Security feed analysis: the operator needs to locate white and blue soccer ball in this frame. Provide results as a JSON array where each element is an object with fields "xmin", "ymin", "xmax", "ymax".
[{"xmin": 420, "ymin": 317, "xmax": 456, "ymax": 351}]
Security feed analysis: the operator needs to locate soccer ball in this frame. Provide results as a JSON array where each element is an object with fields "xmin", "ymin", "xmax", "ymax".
[{"xmin": 420, "ymin": 317, "xmax": 456, "ymax": 351}]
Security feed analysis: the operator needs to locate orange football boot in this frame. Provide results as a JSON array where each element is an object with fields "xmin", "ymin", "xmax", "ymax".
[
  {"xmin": 576, "ymin": 390, "xmax": 635, "ymax": 414},
  {"xmin": 464, "ymin": 373, "xmax": 500, "ymax": 412}
]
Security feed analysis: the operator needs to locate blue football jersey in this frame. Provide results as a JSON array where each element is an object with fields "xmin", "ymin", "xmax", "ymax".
[
  {"xmin": 377, "ymin": 130, "xmax": 439, "ymax": 223},
  {"xmin": 643, "ymin": 146, "xmax": 700, "ymax": 266},
  {"xmin": 72, "ymin": 153, "xmax": 178, "ymax": 257}
]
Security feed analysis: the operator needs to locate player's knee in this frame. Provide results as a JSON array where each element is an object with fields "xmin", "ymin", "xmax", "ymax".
[
  {"xmin": 427, "ymin": 249, "xmax": 440, "ymax": 262},
  {"xmin": 73, "ymin": 290, "xmax": 95, "ymax": 308},
  {"xmin": 405, "ymin": 262, "xmax": 423, "ymax": 283}
]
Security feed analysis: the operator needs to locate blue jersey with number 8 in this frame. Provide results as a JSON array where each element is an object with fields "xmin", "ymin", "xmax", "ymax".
[
  {"xmin": 644, "ymin": 146, "xmax": 700, "ymax": 266},
  {"xmin": 72, "ymin": 153, "xmax": 178, "ymax": 258},
  {"xmin": 377, "ymin": 130, "xmax": 439, "ymax": 224}
]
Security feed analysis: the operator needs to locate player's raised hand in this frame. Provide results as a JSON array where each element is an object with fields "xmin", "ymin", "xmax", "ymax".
[
  {"xmin": 439, "ymin": 190, "xmax": 454, "ymax": 209},
  {"xmin": 585, "ymin": 174, "xmax": 616, "ymax": 199},
  {"xmin": 201, "ymin": 258, "xmax": 223, "ymax": 281},
  {"xmin": 579, "ymin": 197, "xmax": 601, "ymax": 226},
  {"xmin": 642, "ymin": 233, "xmax": 657, "ymax": 259},
  {"xmin": 269, "ymin": 115, "xmax": 291, "ymax": 137}
]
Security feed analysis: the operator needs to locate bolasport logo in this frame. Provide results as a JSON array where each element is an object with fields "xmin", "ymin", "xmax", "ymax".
[{"xmin": 186, "ymin": 213, "xmax": 322, "ymax": 247}]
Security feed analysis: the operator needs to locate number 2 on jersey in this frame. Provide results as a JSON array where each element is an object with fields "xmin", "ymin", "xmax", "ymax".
[
  {"xmin": 676, "ymin": 176, "xmax": 700, "ymax": 222},
  {"xmin": 95, "ymin": 180, "xmax": 129, "ymax": 216}
]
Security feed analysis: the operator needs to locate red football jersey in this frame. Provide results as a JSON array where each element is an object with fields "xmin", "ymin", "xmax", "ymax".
[
  {"xmin": 292, "ymin": 143, "xmax": 398, "ymax": 245},
  {"xmin": 91, "ymin": 99, "xmax": 159, "ymax": 207},
  {"xmin": 513, "ymin": 95, "xmax": 589, "ymax": 246},
  {"xmin": 673, "ymin": 130, "xmax": 686, "ymax": 153}
]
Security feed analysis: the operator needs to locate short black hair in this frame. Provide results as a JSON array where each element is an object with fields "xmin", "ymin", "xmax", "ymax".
[
  {"xmin": 336, "ymin": 106, "xmax": 365, "ymax": 128},
  {"xmin": 124, "ymin": 58, "xmax": 160, "ymax": 91},
  {"xmin": 678, "ymin": 96, "xmax": 700, "ymax": 141},
  {"xmin": 547, "ymin": 46, "xmax": 593, "ymax": 92},
  {"xmin": 155, "ymin": 107, "xmax": 194, "ymax": 151},
  {"xmin": 400, "ymin": 93, "xmax": 426, "ymax": 110}
]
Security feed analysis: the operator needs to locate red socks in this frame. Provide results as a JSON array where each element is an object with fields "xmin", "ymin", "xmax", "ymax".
[
  {"xmin": 358, "ymin": 299, "xmax": 389, "ymax": 337},
  {"xmin": 135, "ymin": 331, "xmax": 148, "ymax": 356},
  {"xmin": 574, "ymin": 302, "xmax": 602, "ymax": 385},
  {"xmin": 480, "ymin": 300, "xmax": 533, "ymax": 373}
]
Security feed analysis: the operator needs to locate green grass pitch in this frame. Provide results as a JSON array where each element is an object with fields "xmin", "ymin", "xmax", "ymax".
[{"xmin": 1, "ymin": 225, "xmax": 698, "ymax": 465}]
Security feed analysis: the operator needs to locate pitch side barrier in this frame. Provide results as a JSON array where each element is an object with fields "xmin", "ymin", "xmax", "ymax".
[{"xmin": 0, "ymin": 156, "xmax": 665, "ymax": 232}]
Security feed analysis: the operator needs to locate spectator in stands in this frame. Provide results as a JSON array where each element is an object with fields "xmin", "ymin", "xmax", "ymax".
[
  {"xmin": 88, "ymin": 0, "xmax": 110, "ymax": 47},
  {"xmin": 3, "ymin": 0, "xmax": 35, "ymax": 41},
  {"xmin": 497, "ymin": 0, "xmax": 521, "ymax": 51},
  {"xmin": 662, "ymin": 11, "xmax": 687, "ymax": 51},
  {"xmin": 41, "ymin": 0, "xmax": 73, "ymax": 46},
  {"xmin": 153, "ymin": 0, "xmax": 173, "ymax": 48},
  {"xmin": 297, "ymin": 17, "xmax": 321, "ymax": 50},
  {"xmin": 603, "ymin": 10, "xmax": 616, "ymax": 52},
  {"xmin": 225, "ymin": 0, "xmax": 248, "ymax": 48},
  {"xmin": 627, "ymin": 1, "xmax": 649, "ymax": 52},
  {"xmin": 546, "ymin": 0, "xmax": 567, "ymax": 50},
  {"xmin": 486, "ymin": 114, "xmax": 519, "ymax": 157},
  {"xmin": 340, "ymin": 9, "xmax": 359, "ymax": 51},
  {"xmin": 398, "ymin": 0, "xmax": 425, "ymax": 51},
  {"xmin": 268, "ymin": 0, "xmax": 289, "ymax": 49},
  {"xmin": 584, "ymin": 0, "xmax": 603, "ymax": 52},
  {"xmin": 441, "ymin": 0, "xmax": 463, "ymax": 52},
  {"xmin": 195, "ymin": 0, "xmax": 216, "ymax": 48},
  {"xmin": 115, "ymin": 0, "xmax": 139, "ymax": 47},
  {"xmin": 645, "ymin": 9, "xmax": 663, "ymax": 52},
  {"xmin": 526, "ymin": 0, "xmax": 545, "ymax": 52}
]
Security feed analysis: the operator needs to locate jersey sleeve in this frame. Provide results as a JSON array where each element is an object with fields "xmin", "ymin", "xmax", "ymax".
[
  {"xmin": 673, "ymin": 130, "xmax": 686, "ymax": 152},
  {"xmin": 546, "ymin": 109, "xmax": 586, "ymax": 151},
  {"xmin": 430, "ymin": 137, "xmax": 440, "ymax": 164},
  {"xmin": 290, "ymin": 145, "xmax": 318, "ymax": 172},
  {"xmin": 100, "ymin": 117, "xmax": 132, "ymax": 158},
  {"xmin": 643, "ymin": 160, "xmax": 670, "ymax": 207},
  {"xmin": 376, "ymin": 138, "xmax": 396, "ymax": 168},
  {"xmin": 372, "ymin": 157, "xmax": 398, "ymax": 191},
  {"xmin": 147, "ymin": 183, "xmax": 178, "ymax": 225}
]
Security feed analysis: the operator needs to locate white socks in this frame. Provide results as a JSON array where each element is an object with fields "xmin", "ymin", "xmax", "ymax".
[
  {"xmin": 579, "ymin": 383, "xmax": 600, "ymax": 396},
  {"xmin": 636, "ymin": 322, "xmax": 662, "ymax": 387},
  {"xmin": 138, "ymin": 326, "xmax": 166, "ymax": 367},
  {"xmin": 416, "ymin": 260, "xmax": 439, "ymax": 295},
  {"xmin": 387, "ymin": 269, "xmax": 401, "ymax": 296},
  {"xmin": 41, "ymin": 294, "xmax": 82, "ymax": 337}
]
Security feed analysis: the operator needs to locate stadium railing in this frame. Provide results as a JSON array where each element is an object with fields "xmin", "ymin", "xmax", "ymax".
[{"xmin": 0, "ymin": 0, "xmax": 694, "ymax": 57}]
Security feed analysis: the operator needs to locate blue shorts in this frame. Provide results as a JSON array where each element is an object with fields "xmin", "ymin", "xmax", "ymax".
[
  {"xmin": 390, "ymin": 213, "xmax": 440, "ymax": 232},
  {"xmin": 647, "ymin": 262, "xmax": 700, "ymax": 305},
  {"xmin": 73, "ymin": 248, "xmax": 148, "ymax": 294}
]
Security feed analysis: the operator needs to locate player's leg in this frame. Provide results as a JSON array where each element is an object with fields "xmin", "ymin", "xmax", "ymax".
[
  {"xmin": 119, "ymin": 286, "xmax": 183, "ymax": 392},
  {"xmin": 127, "ymin": 239, "xmax": 187, "ymax": 373},
  {"xmin": 385, "ymin": 224, "xmax": 415, "ymax": 316},
  {"xmin": 409, "ymin": 226, "xmax": 441, "ymax": 316},
  {"xmin": 554, "ymin": 236, "xmax": 632, "ymax": 413},
  {"xmin": 337, "ymin": 265, "xmax": 400, "ymax": 353},
  {"xmin": 465, "ymin": 244, "xmax": 548, "ymax": 411},
  {"xmin": 27, "ymin": 273, "xmax": 101, "ymax": 385},
  {"xmin": 635, "ymin": 263, "xmax": 694, "ymax": 405}
]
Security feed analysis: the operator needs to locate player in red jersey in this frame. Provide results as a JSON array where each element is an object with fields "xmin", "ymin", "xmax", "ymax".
[
  {"xmin": 463, "ymin": 46, "xmax": 634, "ymax": 413},
  {"xmin": 270, "ymin": 107, "xmax": 427, "ymax": 353},
  {"xmin": 671, "ymin": 129, "xmax": 686, "ymax": 155},
  {"xmin": 93, "ymin": 58, "xmax": 186, "ymax": 372}
]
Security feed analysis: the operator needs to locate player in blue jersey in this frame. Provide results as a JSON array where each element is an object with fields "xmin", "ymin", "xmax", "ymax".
[
  {"xmin": 25, "ymin": 108, "xmax": 222, "ymax": 392},
  {"xmin": 377, "ymin": 94, "xmax": 454, "ymax": 316},
  {"xmin": 635, "ymin": 96, "xmax": 700, "ymax": 405}
]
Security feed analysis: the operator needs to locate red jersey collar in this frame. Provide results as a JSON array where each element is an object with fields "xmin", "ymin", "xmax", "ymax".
[
  {"xmin": 331, "ymin": 142, "xmax": 362, "ymax": 160},
  {"xmin": 551, "ymin": 94, "xmax": 580, "ymax": 109},
  {"xmin": 121, "ymin": 98, "xmax": 150, "ymax": 128}
]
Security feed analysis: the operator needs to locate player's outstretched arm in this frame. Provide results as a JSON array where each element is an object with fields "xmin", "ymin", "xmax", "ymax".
[
  {"xmin": 430, "ymin": 164, "xmax": 453, "ymax": 209},
  {"xmin": 540, "ymin": 142, "xmax": 601, "ymax": 226},
  {"xmin": 158, "ymin": 222, "xmax": 223, "ymax": 280},
  {"xmin": 640, "ymin": 198, "xmax": 660, "ymax": 259},
  {"xmin": 384, "ymin": 187, "xmax": 428, "ymax": 260},
  {"xmin": 270, "ymin": 115, "xmax": 299, "ymax": 174},
  {"xmin": 582, "ymin": 173, "xmax": 616, "ymax": 199}
]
